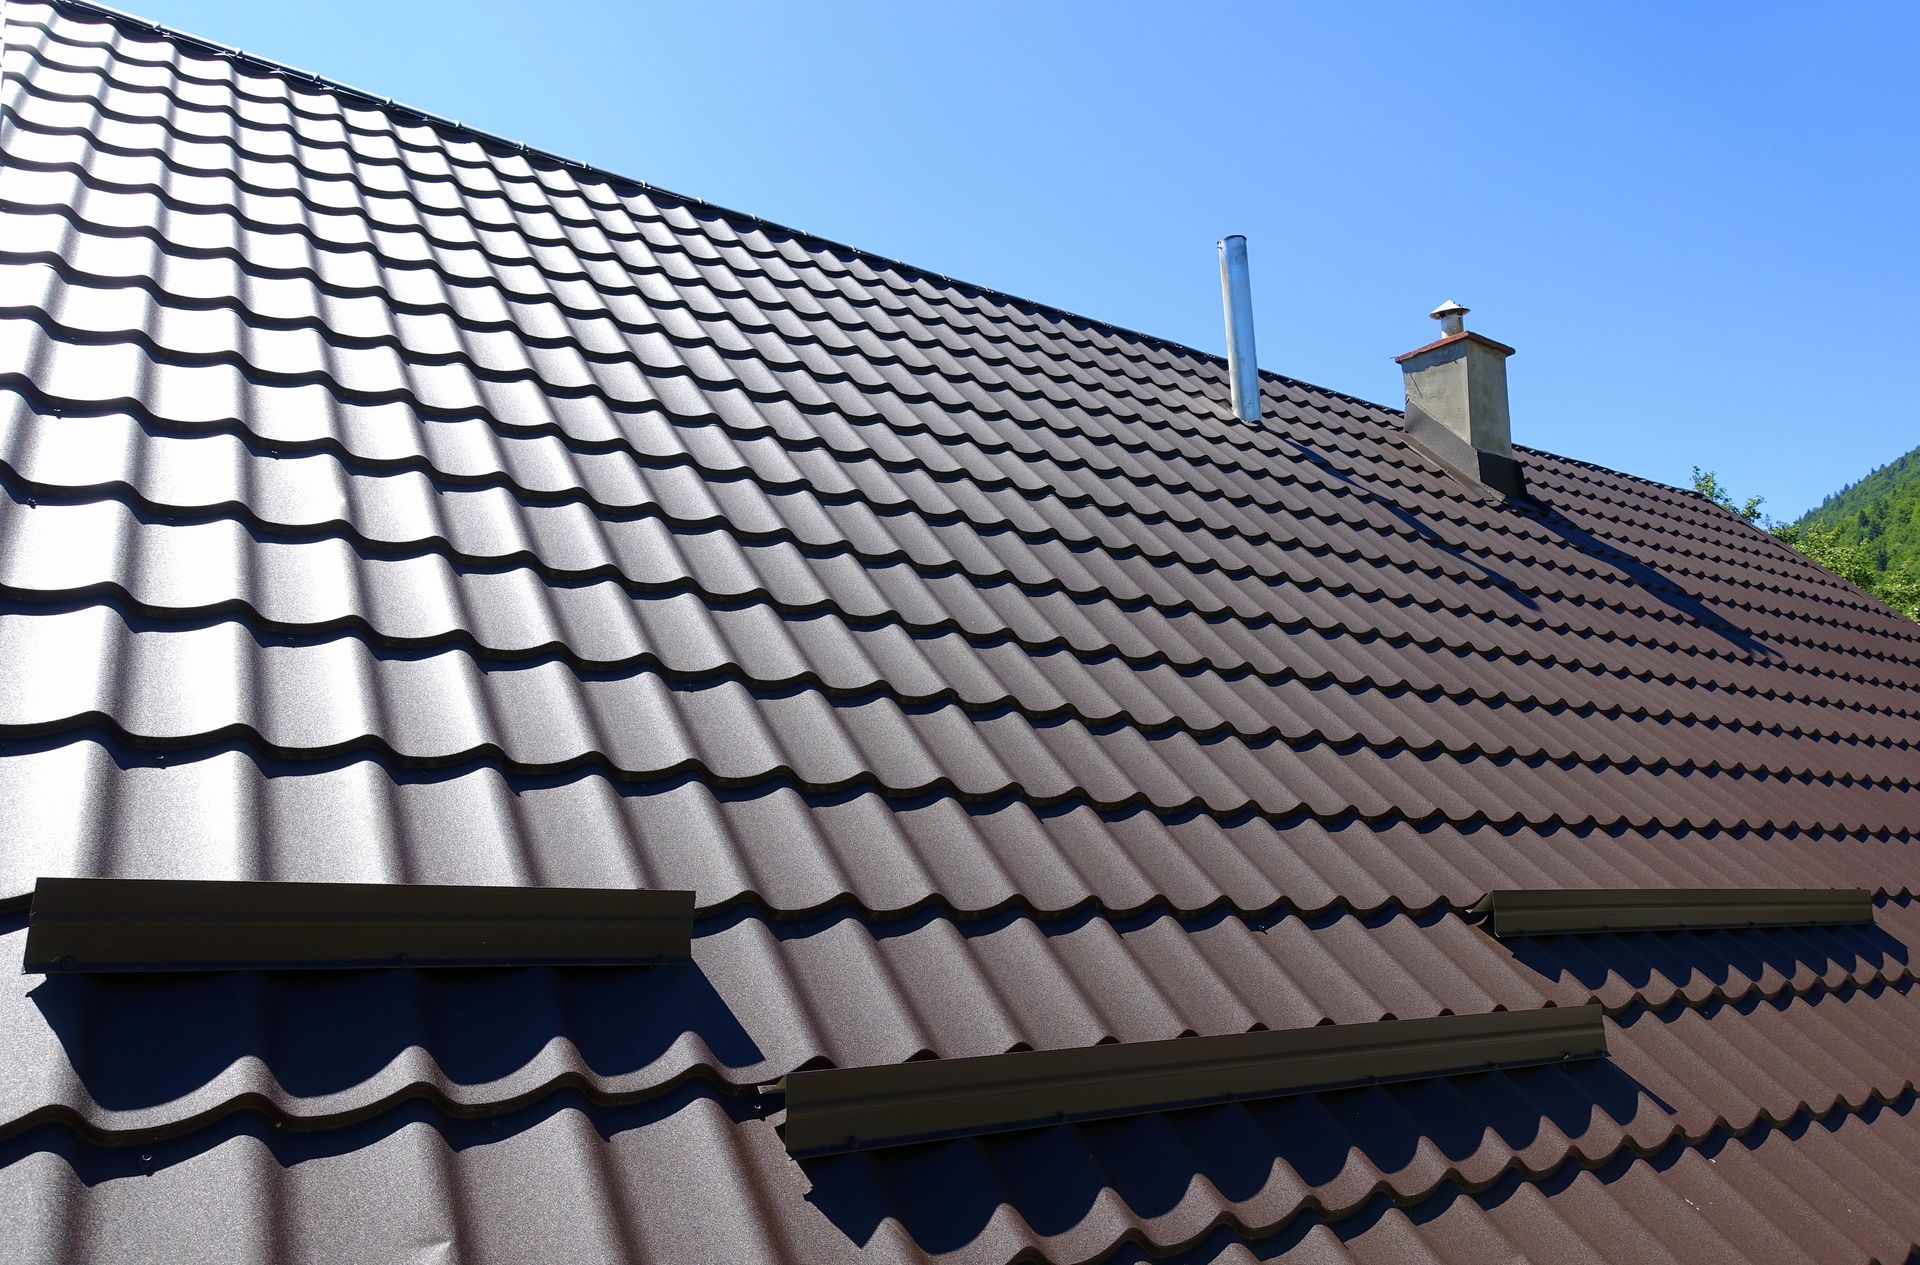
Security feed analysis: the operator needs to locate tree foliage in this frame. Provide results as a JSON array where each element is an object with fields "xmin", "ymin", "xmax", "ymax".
[
  {"xmin": 1795, "ymin": 444, "xmax": 1920, "ymax": 575},
  {"xmin": 1691, "ymin": 464, "xmax": 1920, "ymax": 623},
  {"xmin": 1689, "ymin": 466, "xmax": 1767, "ymax": 524}
]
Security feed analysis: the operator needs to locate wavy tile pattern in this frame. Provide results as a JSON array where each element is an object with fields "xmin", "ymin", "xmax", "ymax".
[
  {"xmin": 2, "ymin": 4, "xmax": 1919, "ymax": 1263},
  {"xmin": 13, "ymin": 1083, "xmax": 1920, "ymax": 1265}
]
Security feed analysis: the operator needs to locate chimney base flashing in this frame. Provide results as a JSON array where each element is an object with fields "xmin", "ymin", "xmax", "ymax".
[
  {"xmin": 1396, "ymin": 304, "xmax": 1524, "ymax": 499},
  {"xmin": 1402, "ymin": 401, "xmax": 1528, "ymax": 499}
]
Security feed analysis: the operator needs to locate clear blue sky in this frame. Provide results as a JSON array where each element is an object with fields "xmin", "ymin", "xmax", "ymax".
[{"xmin": 127, "ymin": 1, "xmax": 1916, "ymax": 519}]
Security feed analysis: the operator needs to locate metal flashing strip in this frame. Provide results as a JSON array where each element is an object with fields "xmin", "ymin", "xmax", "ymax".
[
  {"xmin": 782, "ymin": 1003, "xmax": 1606, "ymax": 1157},
  {"xmin": 1472, "ymin": 887, "xmax": 1875, "ymax": 938},
  {"xmin": 23, "ymin": 877, "xmax": 695, "ymax": 972}
]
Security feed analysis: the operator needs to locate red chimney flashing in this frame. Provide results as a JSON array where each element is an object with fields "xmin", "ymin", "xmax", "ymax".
[{"xmin": 1394, "ymin": 329, "xmax": 1517, "ymax": 364}]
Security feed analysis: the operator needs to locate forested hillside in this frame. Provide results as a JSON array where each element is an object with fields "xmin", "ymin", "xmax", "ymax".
[
  {"xmin": 1794, "ymin": 444, "xmax": 1920, "ymax": 577},
  {"xmin": 1692, "ymin": 452, "xmax": 1920, "ymax": 622}
]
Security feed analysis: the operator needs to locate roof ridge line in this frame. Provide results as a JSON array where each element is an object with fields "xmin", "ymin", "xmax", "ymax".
[
  {"xmin": 29, "ymin": 0, "xmax": 1401, "ymax": 420},
  {"xmin": 15, "ymin": 2, "xmax": 1816, "ymax": 520},
  {"xmin": 24, "ymin": 0, "xmax": 1737, "ymax": 510}
]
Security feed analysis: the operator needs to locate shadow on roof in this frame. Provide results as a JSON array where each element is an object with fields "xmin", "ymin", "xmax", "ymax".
[
  {"xmin": 1272, "ymin": 435, "xmax": 1533, "ymax": 601},
  {"xmin": 1521, "ymin": 501, "xmax": 1777, "ymax": 658},
  {"xmin": 798, "ymin": 1056, "xmax": 1653, "ymax": 1257},
  {"xmin": 1501, "ymin": 915, "xmax": 1911, "ymax": 1000},
  {"xmin": 0, "ymin": 1081, "xmax": 762, "ymax": 1184},
  {"xmin": 1097, "ymin": 1092, "xmax": 1920, "ymax": 1263},
  {"xmin": 1270, "ymin": 437, "xmax": 1775, "ymax": 659},
  {"xmin": 24, "ymin": 942, "xmax": 764, "ymax": 1118}
]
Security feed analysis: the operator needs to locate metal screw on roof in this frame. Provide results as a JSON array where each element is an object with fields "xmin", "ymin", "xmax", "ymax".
[{"xmin": 1430, "ymin": 300, "xmax": 1469, "ymax": 337}]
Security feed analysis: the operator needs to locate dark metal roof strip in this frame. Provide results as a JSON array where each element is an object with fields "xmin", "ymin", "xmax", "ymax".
[
  {"xmin": 22, "ymin": 877, "xmax": 694, "ymax": 972},
  {"xmin": 1473, "ymin": 888, "xmax": 1875, "ymax": 937},
  {"xmin": 781, "ymin": 1003, "xmax": 1607, "ymax": 1157}
]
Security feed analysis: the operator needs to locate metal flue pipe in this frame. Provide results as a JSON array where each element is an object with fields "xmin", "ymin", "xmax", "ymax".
[{"xmin": 1217, "ymin": 235, "xmax": 1260, "ymax": 424}]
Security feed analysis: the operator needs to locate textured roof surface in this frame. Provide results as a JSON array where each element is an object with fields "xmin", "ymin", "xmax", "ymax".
[{"xmin": 3, "ymin": 2, "xmax": 1919, "ymax": 1261}]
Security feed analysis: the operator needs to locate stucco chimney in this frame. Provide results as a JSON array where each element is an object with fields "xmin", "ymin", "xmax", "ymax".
[{"xmin": 1395, "ymin": 302, "xmax": 1525, "ymax": 498}]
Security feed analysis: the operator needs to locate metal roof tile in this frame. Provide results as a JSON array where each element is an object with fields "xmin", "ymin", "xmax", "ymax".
[
  {"xmin": 33, "ymin": 1070, "xmax": 1920, "ymax": 1265},
  {"xmin": 4, "ymin": 2, "xmax": 1920, "ymax": 1259}
]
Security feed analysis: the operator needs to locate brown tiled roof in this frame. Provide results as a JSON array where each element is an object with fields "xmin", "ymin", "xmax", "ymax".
[{"xmin": 2, "ymin": 2, "xmax": 1918, "ymax": 1260}]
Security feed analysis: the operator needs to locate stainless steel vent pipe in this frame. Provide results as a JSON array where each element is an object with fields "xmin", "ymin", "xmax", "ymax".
[{"xmin": 1217, "ymin": 234, "xmax": 1260, "ymax": 423}]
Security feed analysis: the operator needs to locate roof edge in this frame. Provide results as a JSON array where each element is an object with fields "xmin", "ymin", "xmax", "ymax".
[
  {"xmin": 33, "ymin": 0, "xmax": 1400, "ymax": 421},
  {"xmin": 22, "ymin": 0, "xmax": 1733, "ymax": 512}
]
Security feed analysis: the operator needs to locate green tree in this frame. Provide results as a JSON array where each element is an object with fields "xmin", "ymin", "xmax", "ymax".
[
  {"xmin": 1692, "ymin": 468, "xmax": 1918, "ymax": 623},
  {"xmin": 1690, "ymin": 466, "xmax": 1766, "ymax": 523},
  {"xmin": 1770, "ymin": 519, "xmax": 1879, "ymax": 590},
  {"xmin": 1877, "ymin": 570, "xmax": 1920, "ymax": 621},
  {"xmin": 1797, "ymin": 444, "xmax": 1920, "ymax": 579}
]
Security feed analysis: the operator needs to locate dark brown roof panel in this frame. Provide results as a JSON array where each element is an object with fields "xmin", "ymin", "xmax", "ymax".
[
  {"xmin": 0, "ymin": 909, "xmax": 1563, "ymax": 1144},
  {"xmin": 4, "ymin": 3, "xmax": 1920, "ymax": 1261},
  {"xmin": 11, "ymin": 737, "xmax": 1920, "ymax": 913},
  {"xmin": 1610, "ymin": 983, "xmax": 1920, "ymax": 1135},
  {"xmin": 5, "ymin": 739, "xmax": 1918, "ymax": 918},
  {"xmin": 3, "ymin": 562, "xmax": 1912, "ymax": 783},
  {"xmin": 6, "ymin": 901, "xmax": 1910, "ymax": 1150},
  {"xmin": 1144, "ymin": 1111, "xmax": 1920, "ymax": 1265},
  {"xmin": 9, "ymin": 1080, "xmax": 1920, "ymax": 1265}
]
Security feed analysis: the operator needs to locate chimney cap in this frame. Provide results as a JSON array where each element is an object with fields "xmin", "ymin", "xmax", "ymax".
[{"xmin": 1429, "ymin": 300, "xmax": 1469, "ymax": 336}]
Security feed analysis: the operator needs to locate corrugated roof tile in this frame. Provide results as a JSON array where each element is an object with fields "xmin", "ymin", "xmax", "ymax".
[{"xmin": 3, "ymin": 2, "xmax": 1919, "ymax": 1260}]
